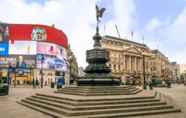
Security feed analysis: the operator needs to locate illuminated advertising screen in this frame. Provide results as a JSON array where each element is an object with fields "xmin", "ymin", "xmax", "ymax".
[
  {"xmin": 0, "ymin": 43, "xmax": 8, "ymax": 56},
  {"xmin": 9, "ymin": 41, "xmax": 37, "ymax": 55},
  {"xmin": 56, "ymin": 46, "xmax": 67, "ymax": 60},
  {"xmin": 36, "ymin": 54, "xmax": 67, "ymax": 71},
  {"xmin": 37, "ymin": 42, "xmax": 59, "ymax": 56}
]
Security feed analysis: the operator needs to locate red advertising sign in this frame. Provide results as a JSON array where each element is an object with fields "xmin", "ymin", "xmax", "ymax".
[{"xmin": 8, "ymin": 24, "xmax": 68, "ymax": 48}]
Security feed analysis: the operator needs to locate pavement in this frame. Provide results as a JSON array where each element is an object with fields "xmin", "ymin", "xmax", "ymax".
[
  {"xmin": 0, "ymin": 84, "xmax": 186, "ymax": 118},
  {"xmin": 0, "ymin": 86, "xmax": 54, "ymax": 118},
  {"xmin": 132, "ymin": 84, "xmax": 186, "ymax": 118}
]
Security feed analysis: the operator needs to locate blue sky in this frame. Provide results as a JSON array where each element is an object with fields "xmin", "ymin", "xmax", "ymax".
[
  {"xmin": 0, "ymin": 0, "xmax": 186, "ymax": 66},
  {"xmin": 136, "ymin": 0, "xmax": 186, "ymax": 29}
]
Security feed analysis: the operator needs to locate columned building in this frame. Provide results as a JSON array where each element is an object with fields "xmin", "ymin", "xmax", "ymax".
[
  {"xmin": 101, "ymin": 35, "xmax": 154, "ymax": 84},
  {"xmin": 151, "ymin": 50, "xmax": 170, "ymax": 80}
]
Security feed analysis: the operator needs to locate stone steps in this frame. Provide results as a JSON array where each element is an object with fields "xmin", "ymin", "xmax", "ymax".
[
  {"xmin": 20, "ymin": 98, "xmax": 176, "ymax": 116},
  {"xmin": 33, "ymin": 94, "xmax": 159, "ymax": 106},
  {"xmin": 36, "ymin": 93, "xmax": 156, "ymax": 101},
  {"xmin": 17, "ymin": 101, "xmax": 63, "ymax": 118},
  {"xmin": 78, "ymin": 109, "xmax": 181, "ymax": 118},
  {"xmin": 26, "ymin": 96, "xmax": 167, "ymax": 110},
  {"xmin": 55, "ymin": 86, "xmax": 142, "ymax": 96},
  {"xmin": 18, "ymin": 92, "xmax": 181, "ymax": 118}
]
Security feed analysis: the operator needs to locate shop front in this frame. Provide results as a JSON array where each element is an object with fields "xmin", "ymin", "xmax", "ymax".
[{"xmin": 0, "ymin": 43, "xmax": 9, "ymax": 95}]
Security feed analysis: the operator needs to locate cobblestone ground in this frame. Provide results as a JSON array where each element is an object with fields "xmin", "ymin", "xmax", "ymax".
[
  {"xmin": 0, "ymin": 86, "xmax": 54, "ymax": 118},
  {"xmin": 0, "ymin": 84, "xmax": 186, "ymax": 118}
]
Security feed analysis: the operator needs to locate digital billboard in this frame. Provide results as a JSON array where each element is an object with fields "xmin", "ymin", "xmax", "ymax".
[
  {"xmin": 9, "ymin": 41, "xmax": 37, "ymax": 55},
  {"xmin": 37, "ymin": 42, "xmax": 60, "ymax": 56},
  {"xmin": 0, "ymin": 43, "xmax": 9, "ymax": 56},
  {"xmin": 36, "ymin": 54, "xmax": 67, "ymax": 71},
  {"xmin": 56, "ymin": 46, "xmax": 67, "ymax": 60},
  {"xmin": 9, "ymin": 24, "xmax": 68, "ymax": 48}
]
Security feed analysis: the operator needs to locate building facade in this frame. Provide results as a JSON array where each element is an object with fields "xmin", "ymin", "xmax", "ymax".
[
  {"xmin": 101, "ymin": 35, "xmax": 154, "ymax": 85},
  {"xmin": 66, "ymin": 46, "xmax": 79, "ymax": 84},
  {"xmin": 151, "ymin": 50, "xmax": 170, "ymax": 80},
  {"xmin": 101, "ymin": 35, "xmax": 176, "ymax": 85},
  {"xmin": 0, "ymin": 23, "xmax": 68, "ymax": 87},
  {"xmin": 169, "ymin": 62, "xmax": 180, "ymax": 81}
]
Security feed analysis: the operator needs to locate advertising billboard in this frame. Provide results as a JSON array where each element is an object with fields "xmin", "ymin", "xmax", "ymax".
[
  {"xmin": 37, "ymin": 42, "xmax": 60, "ymax": 56},
  {"xmin": 9, "ymin": 24, "xmax": 68, "ymax": 48},
  {"xmin": 56, "ymin": 46, "xmax": 67, "ymax": 60},
  {"xmin": 36, "ymin": 54, "xmax": 67, "ymax": 71},
  {"xmin": 9, "ymin": 41, "xmax": 37, "ymax": 55},
  {"xmin": 0, "ymin": 43, "xmax": 9, "ymax": 56}
]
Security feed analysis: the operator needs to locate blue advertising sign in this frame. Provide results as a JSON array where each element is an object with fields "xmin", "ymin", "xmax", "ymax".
[{"xmin": 0, "ymin": 43, "xmax": 8, "ymax": 56}]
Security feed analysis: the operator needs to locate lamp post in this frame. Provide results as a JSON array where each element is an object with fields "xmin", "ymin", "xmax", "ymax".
[
  {"xmin": 142, "ymin": 54, "xmax": 146, "ymax": 89},
  {"xmin": 40, "ymin": 55, "xmax": 44, "ymax": 88}
]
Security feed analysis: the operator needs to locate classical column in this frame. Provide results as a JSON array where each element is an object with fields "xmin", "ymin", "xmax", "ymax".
[
  {"xmin": 134, "ymin": 56, "xmax": 137, "ymax": 72},
  {"xmin": 129, "ymin": 55, "xmax": 131, "ymax": 73},
  {"xmin": 123, "ymin": 54, "xmax": 125, "ymax": 73}
]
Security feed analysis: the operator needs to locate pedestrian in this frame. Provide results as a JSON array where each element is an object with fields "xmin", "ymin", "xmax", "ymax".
[
  {"xmin": 149, "ymin": 79, "xmax": 153, "ymax": 90},
  {"xmin": 36, "ymin": 79, "xmax": 39, "ymax": 88},
  {"xmin": 32, "ymin": 79, "xmax": 36, "ymax": 88}
]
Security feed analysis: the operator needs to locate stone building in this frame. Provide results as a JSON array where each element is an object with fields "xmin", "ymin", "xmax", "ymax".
[
  {"xmin": 66, "ymin": 46, "xmax": 79, "ymax": 84},
  {"xmin": 169, "ymin": 62, "xmax": 180, "ymax": 81},
  {"xmin": 151, "ymin": 50, "xmax": 170, "ymax": 80},
  {"xmin": 101, "ymin": 35, "xmax": 154, "ymax": 84}
]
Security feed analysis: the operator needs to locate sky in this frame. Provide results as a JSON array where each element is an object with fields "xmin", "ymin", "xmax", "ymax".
[{"xmin": 0, "ymin": 0, "xmax": 186, "ymax": 67}]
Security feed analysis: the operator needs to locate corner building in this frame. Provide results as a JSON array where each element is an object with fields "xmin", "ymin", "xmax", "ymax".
[{"xmin": 0, "ymin": 23, "xmax": 68, "ymax": 86}]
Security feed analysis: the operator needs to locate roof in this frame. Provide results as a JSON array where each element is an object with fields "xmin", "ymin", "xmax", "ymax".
[
  {"xmin": 8, "ymin": 23, "xmax": 68, "ymax": 48},
  {"xmin": 104, "ymin": 35, "xmax": 147, "ymax": 48}
]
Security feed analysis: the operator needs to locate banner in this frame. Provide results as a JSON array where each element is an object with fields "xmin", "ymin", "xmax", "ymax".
[
  {"xmin": 9, "ymin": 41, "xmax": 37, "ymax": 55},
  {"xmin": 0, "ymin": 43, "xmax": 9, "ymax": 56}
]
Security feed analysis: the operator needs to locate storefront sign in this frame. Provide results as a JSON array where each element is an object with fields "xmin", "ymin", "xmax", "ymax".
[
  {"xmin": 9, "ymin": 41, "xmax": 37, "ymax": 55},
  {"xmin": 0, "ymin": 43, "xmax": 8, "ymax": 56}
]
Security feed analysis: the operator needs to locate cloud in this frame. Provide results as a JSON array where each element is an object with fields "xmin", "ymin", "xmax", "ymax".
[
  {"xmin": 0, "ymin": 0, "xmax": 137, "ymax": 67},
  {"xmin": 142, "ymin": 7, "xmax": 186, "ymax": 64},
  {"xmin": 0, "ymin": 0, "xmax": 98, "ymax": 67},
  {"xmin": 104, "ymin": 0, "xmax": 136, "ymax": 38}
]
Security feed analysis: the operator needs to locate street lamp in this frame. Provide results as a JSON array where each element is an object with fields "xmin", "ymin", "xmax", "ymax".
[
  {"xmin": 142, "ymin": 54, "xmax": 146, "ymax": 89},
  {"xmin": 40, "ymin": 55, "xmax": 44, "ymax": 88}
]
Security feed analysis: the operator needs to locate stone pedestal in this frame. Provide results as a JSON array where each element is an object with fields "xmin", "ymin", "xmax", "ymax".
[{"xmin": 77, "ymin": 33, "xmax": 121, "ymax": 86}]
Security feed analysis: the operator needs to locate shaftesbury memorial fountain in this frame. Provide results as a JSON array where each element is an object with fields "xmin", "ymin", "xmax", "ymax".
[{"xmin": 77, "ymin": 5, "xmax": 121, "ymax": 86}]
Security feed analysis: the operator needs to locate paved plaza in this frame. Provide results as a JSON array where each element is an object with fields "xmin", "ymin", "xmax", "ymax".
[
  {"xmin": 0, "ymin": 87, "xmax": 54, "ymax": 118},
  {"xmin": 0, "ymin": 85, "xmax": 186, "ymax": 118}
]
